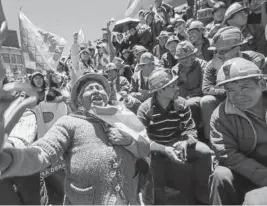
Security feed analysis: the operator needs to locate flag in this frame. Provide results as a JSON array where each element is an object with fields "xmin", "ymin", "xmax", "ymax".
[
  {"xmin": 78, "ymin": 27, "xmax": 86, "ymax": 45},
  {"xmin": 18, "ymin": 11, "xmax": 67, "ymax": 71},
  {"xmin": 125, "ymin": 0, "xmax": 187, "ymax": 18}
]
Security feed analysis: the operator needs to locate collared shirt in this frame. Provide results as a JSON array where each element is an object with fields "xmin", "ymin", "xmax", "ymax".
[{"xmin": 137, "ymin": 96, "xmax": 197, "ymax": 146}]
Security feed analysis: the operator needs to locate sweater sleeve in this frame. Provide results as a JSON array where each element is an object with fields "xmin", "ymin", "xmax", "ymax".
[
  {"xmin": 202, "ymin": 62, "xmax": 226, "ymax": 97},
  {"xmin": 0, "ymin": 115, "xmax": 74, "ymax": 179},
  {"xmin": 210, "ymin": 108, "xmax": 267, "ymax": 187},
  {"xmin": 7, "ymin": 110, "xmax": 37, "ymax": 148}
]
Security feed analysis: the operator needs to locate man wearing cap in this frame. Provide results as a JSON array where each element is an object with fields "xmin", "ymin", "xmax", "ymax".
[
  {"xmin": 201, "ymin": 26, "xmax": 266, "ymax": 141},
  {"xmin": 223, "ymin": 1, "xmax": 267, "ymax": 54},
  {"xmin": 172, "ymin": 40, "xmax": 207, "ymax": 129},
  {"xmin": 161, "ymin": 35, "xmax": 179, "ymax": 69},
  {"xmin": 187, "ymin": 20, "xmax": 213, "ymax": 61},
  {"xmin": 105, "ymin": 63, "xmax": 131, "ymax": 94},
  {"xmin": 209, "ymin": 57, "xmax": 267, "ymax": 205},
  {"xmin": 130, "ymin": 52, "xmax": 155, "ymax": 102},
  {"xmin": 152, "ymin": 31, "xmax": 169, "ymax": 59},
  {"xmin": 137, "ymin": 68, "xmax": 212, "ymax": 204},
  {"xmin": 206, "ymin": 1, "xmax": 227, "ymax": 39}
]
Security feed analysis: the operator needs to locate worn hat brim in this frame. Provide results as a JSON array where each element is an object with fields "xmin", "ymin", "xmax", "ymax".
[
  {"xmin": 165, "ymin": 39, "xmax": 180, "ymax": 49},
  {"xmin": 175, "ymin": 48, "xmax": 198, "ymax": 60},
  {"xmin": 216, "ymin": 74, "xmax": 267, "ymax": 86},
  {"xmin": 156, "ymin": 35, "xmax": 169, "ymax": 40},
  {"xmin": 149, "ymin": 75, "xmax": 179, "ymax": 93},
  {"xmin": 208, "ymin": 39, "xmax": 248, "ymax": 51},
  {"xmin": 223, "ymin": 7, "xmax": 249, "ymax": 25},
  {"xmin": 71, "ymin": 73, "xmax": 111, "ymax": 110}
]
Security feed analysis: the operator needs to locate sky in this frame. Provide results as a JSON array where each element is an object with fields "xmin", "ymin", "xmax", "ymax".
[{"xmin": 2, "ymin": 0, "xmax": 129, "ymax": 55}]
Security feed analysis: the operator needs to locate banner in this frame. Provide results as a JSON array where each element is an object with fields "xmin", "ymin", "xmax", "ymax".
[
  {"xmin": 18, "ymin": 11, "xmax": 67, "ymax": 71},
  {"xmin": 125, "ymin": 0, "xmax": 186, "ymax": 18}
]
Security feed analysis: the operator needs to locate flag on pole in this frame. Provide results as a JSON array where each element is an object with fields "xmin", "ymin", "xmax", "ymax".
[
  {"xmin": 125, "ymin": 0, "xmax": 186, "ymax": 18},
  {"xmin": 78, "ymin": 27, "xmax": 86, "ymax": 45},
  {"xmin": 18, "ymin": 11, "xmax": 67, "ymax": 71}
]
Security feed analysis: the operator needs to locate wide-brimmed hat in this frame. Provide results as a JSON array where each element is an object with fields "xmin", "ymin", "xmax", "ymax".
[
  {"xmin": 175, "ymin": 40, "xmax": 198, "ymax": 60},
  {"xmin": 156, "ymin": 31, "xmax": 170, "ymax": 40},
  {"xmin": 79, "ymin": 48, "xmax": 90, "ymax": 56},
  {"xmin": 148, "ymin": 68, "xmax": 178, "ymax": 93},
  {"xmin": 105, "ymin": 62, "xmax": 118, "ymax": 72},
  {"xmin": 138, "ymin": 52, "xmax": 155, "ymax": 66},
  {"xmin": 133, "ymin": 45, "xmax": 148, "ymax": 55},
  {"xmin": 208, "ymin": 26, "xmax": 247, "ymax": 51},
  {"xmin": 186, "ymin": 20, "xmax": 205, "ymax": 32},
  {"xmin": 165, "ymin": 35, "xmax": 179, "ymax": 49},
  {"xmin": 212, "ymin": 1, "xmax": 227, "ymax": 14},
  {"xmin": 71, "ymin": 73, "xmax": 111, "ymax": 110},
  {"xmin": 216, "ymin": 57, "xmax": 266, "ymax": 86},
  {"xmin": 223, "ymin": 2, "xmax": 249, "ymax": 25}
]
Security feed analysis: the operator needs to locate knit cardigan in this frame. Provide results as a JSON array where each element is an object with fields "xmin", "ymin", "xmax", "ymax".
[{"xmin": 0, "ymin": 113, "xmax": 149, "ymax": 205}]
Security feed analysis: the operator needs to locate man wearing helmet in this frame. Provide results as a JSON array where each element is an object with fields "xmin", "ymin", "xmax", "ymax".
[{"xmin": 210, "ymin": 57, "xmax": 267, "ymax": 205}]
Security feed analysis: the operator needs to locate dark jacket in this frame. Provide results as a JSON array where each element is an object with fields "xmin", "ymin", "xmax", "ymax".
[
  {"xmin": 172, "ymin": 58, "xmax": 207, "ymax": 98},
  {"xmin": 161, "ymin": 52, "xmax": 178, "ymax": 69}
]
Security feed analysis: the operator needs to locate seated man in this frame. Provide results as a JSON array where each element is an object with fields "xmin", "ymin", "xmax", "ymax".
[
  {"xmin": 186, "ymin": 20, "xmax": 213, "ymax": 61},
  {"xmin": 201, "ymin": 26, "xmax": 267, "ymax": 141},
  {"xmin": 210, "ymin": 57, "xmax": 267, "ymax": 205},
  {"xmin": 130, "ymin": 52, "xmax": 155, "ymax": 102},
  {"xmin": 172, "ymin": 40, "xmax": 207, "ymax": 129},
  {"xmin": 161, "ymin": 35, "xmax": 179, "ymax": 69},
  {"xmin": 137, "ymin": 68, "xmax": 212, "ymax": 204}
]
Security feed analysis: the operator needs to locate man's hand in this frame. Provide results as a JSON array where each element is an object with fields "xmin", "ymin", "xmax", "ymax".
[
  {"xmin": 173, "ymin": 141, "xmax": 188, "ymax": 162},
  {"xmin": 164, "ymin": 146, "xmax": 183, "ymax": 163},
  {"xmin": 107, "ymin": 127, "xmax": 133, "ymax": 146}
]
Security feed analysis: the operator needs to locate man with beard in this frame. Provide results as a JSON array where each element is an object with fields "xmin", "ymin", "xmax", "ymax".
[
  {"xmin": 137, "ymin": 68, "xmax": 212, "ymax": 204},
  {"xmin": 200, "ymin": 26, "xmax": 267, "ymax": 141},
  {"xmin": 210, "ymin": 57, "xmax": 267, "ymax": 205}
]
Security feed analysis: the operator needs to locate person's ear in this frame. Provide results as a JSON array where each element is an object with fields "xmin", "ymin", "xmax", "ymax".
[{"xmin": 259, "ymin": 78, "xmax": 267, "ymax": 91}]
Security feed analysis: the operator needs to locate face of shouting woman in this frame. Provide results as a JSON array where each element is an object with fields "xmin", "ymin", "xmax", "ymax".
[{"xmin": 81, "ymin": 81, "xmax": 109, "ymax": 110}]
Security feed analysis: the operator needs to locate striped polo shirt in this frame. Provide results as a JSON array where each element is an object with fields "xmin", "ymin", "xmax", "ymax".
[{"xmin": 137, "ymin": 96, "xmax": 197, "ymax": 145}]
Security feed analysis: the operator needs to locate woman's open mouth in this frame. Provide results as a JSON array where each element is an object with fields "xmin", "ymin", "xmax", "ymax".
[{"xmin": 91, "ymin": 95, "xmax": 103, "ymax": 102}]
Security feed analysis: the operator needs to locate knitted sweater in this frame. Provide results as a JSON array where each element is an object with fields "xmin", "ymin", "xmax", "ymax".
[{"xmin": 0, "ymin": 114, "xmax": 148, "ymax": 205}]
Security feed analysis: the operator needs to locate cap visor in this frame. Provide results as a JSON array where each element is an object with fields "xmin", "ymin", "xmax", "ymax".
[{"xmin": 216, "ymin": 74, "xmax": 265, "ymax": 86}]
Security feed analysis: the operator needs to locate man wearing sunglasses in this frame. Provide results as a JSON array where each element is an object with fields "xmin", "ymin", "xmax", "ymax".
[
  {"xmin": 137, "ymin": 68, "xmax": 212, "ymax": 204},
  {"xmin": 200, "ymin": 26, "xmax": 267, "ymax": 141}
]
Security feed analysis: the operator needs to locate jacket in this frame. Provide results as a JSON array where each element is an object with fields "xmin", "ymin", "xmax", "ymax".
[
  {"xmin": 161, "ymin": 52, "xmax": 178, "ymax": 69},
  {"xmin": 210, "ymin": 95, "xmax": 267, "ymax": 187},
  {"xmin": 172, "ymin": 58, "xmax": 207, "ymax": 98},
  {"xmin": 0, "ymin": 113, "xmax": 150, "ymax": 205}
]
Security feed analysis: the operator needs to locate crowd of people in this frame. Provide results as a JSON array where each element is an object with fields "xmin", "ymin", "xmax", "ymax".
[{"xmin": 1, "ymin": 0, "xmax": 267, "ymax": 205}]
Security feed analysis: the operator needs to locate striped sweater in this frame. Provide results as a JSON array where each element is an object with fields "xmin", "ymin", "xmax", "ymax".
[{"xmin": 137, "ymin": 96, "xmax": 197, "ymax": 146}]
